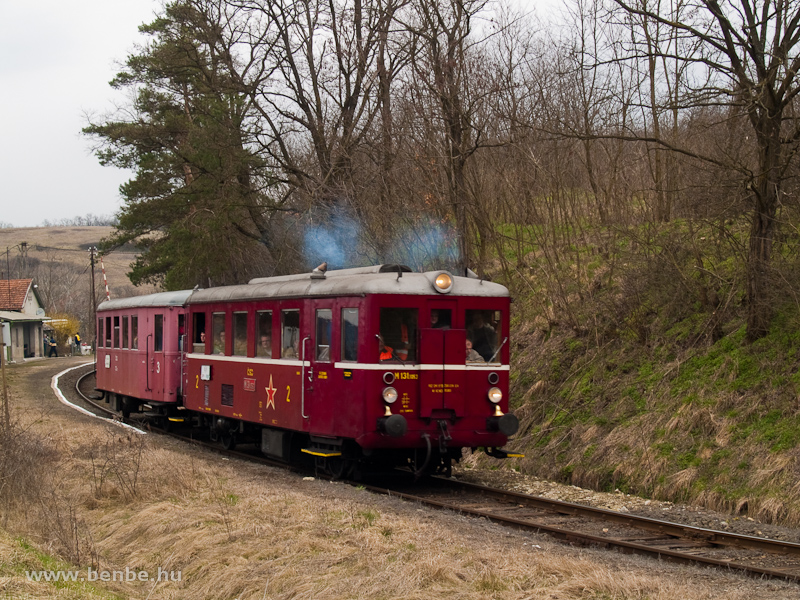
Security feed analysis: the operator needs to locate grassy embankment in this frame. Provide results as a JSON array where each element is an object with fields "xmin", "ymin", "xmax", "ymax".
[{"xmin": 495, "ymin": 219, "xmax": 800, "ymax": 525}]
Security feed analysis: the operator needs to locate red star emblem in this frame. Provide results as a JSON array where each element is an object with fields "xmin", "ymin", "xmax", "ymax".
[{"xmin": 265, "ymin": 375, "xmax": 277, "ymax": 410}]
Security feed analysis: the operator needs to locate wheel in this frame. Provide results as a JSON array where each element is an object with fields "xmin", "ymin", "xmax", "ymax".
[
  {"xmin": 326, "ymin": 457, "xmax": 351, "ymax": 480},
  {"xmin": 220, "ymin": 432, "xmax": 236, "ymax": 450}
]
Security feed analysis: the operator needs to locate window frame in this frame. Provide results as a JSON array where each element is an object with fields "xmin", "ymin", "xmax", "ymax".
[{"xmin": 341, "ymin": 307, "xmax": 358, "ymax": 362}]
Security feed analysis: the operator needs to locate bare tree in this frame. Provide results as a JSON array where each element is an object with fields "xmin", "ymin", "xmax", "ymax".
[
  {"xmin": 403, "ymin": 0, "xmax": 491, "ymax": 273},
  {"xmin": 609, "ymin": 0, "xmax": 800, "ymax": 340}
]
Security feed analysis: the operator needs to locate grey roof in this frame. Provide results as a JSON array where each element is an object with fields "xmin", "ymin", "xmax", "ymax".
[
  {"xmin": 97, "ymin": 290, "xmax": 194, "ymax": 312},
  {"xmin": 191, "ymin": 268, "xmax": 508, "ymax": 305},
  {"xmin": 0, "ymin": 310, "xmax": 49, "ymax": 323},
  {"xmin": 95, "ymin": 267, "xmax": 509, "ymax": 311}
]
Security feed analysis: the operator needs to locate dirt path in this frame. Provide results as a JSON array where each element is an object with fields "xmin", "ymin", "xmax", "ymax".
[{"xmin": 1, "ymin": 358, "xmax": 799, "ymax": 599}]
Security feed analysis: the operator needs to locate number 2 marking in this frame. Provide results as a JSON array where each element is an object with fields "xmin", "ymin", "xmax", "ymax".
[{"xmin": 286, "ymin": 385, "xmax": 291, "ymax": 403}]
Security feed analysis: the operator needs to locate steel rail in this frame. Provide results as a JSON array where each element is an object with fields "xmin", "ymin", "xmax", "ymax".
[
  {"xmin": 75, "ymin": 369, "xmax": 116, "ymax": 416},
  {"xmin": 360, "ymin": 479, "xmax": 800, "ymax": 582},
  {"xmin": 429, "ymin": 478, "xmax": 800, "ymax": 557}
]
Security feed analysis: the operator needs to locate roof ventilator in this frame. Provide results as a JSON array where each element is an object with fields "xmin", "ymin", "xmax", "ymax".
[{"xmin": 311, "ymin": 262, "xmax": 327, "ymax": 279}]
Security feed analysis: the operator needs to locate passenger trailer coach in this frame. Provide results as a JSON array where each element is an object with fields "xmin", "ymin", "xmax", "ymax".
[{"xmin": 96, "ymin": 264, "xmax": 520, "ymax": 477}]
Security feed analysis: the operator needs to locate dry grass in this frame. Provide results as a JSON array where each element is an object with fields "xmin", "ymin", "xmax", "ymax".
[
  {"xmin": 0, "ymin": 226, "xmax": 156, "ymax": 295},
  {"xmin": 1, "ymin": 361, "xmax": 798, "ymax": 599}
]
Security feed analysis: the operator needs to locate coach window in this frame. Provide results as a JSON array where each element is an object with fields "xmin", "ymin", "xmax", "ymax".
[
  {"xmin": 341, "ymin": 308, "xmax": 358, "ymax": 362},
  {"xmin": 315, "ymin": 309, "xmax": 332, "ymax": 362},
  {"xmin": 122, "ymin": 316, "xmax": 129, "ymax": 349},
  {"xmin": 212, "ymin": 312, "xmax": 226, "ymax": 355},
  {"xmin": 113, "ymin": 316, "xmax": 120, "ymax": 348},
  {"xmin": 105, "ymin": 317, "xmax": 112, "ymax": 347},
  {"xmin": 233, "ymin": 312, "xmax": 248, "ymax": 356},
  {"xmin": 257, "ymin": 311, "xmax": 272, "ymax": 358},
  {"xmin": 131, "ymin": 316, "xmax": 139, "ymax": 350},
  {"xmin": 97, "ymin": 318, "xmax": 104, "ymax": 348},
  {"xmin": 465, "ymin": 309, "xmax": 502, "ymax": 362},
  {"xmin": 192, "ymin": 312, "xmax": 206, "ymax": 353},
  {"xmin": 379, "ymin": 308, "xmax": 417, "ymax": 362},
  {"xmin": 281, "ymin": 310, "xmax": 300, "ymax": 359},
  {"xmin": 154, "ymin": 314, "xmax": 164, "ymax": 352}
]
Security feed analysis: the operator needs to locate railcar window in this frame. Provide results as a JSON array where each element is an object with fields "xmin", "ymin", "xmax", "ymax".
[
  {"xmin": 379, "ymin": 308, "xmax": 417, "ymax": 362},
  {"xmin": 192, "ymin": 312, "xmax": 206, "ymax": 353},
  {"xmin": 178, "ymin": 314, "xmax": 185, "ymax": 351},
  {"xmin": 154, "ymin": 314, "xmax": 164, "ymax": 352},
  {"xmin": 122, "ymin": 316, "xmax": 129, "ymax": 349},
  {"xmin": 98, "ymin": 318, "xmax": 104, "ymax": 348},
  {"xmin": 105, "ymin": 317, "xmax": 112, "ymax": 347},
  {"xmin": 113, "ymin": 316, "xmax": 121, "ymax": 348},
  {"xmin": 465, "ymin": 309, "xmax": 503, "ymax": 362},
  {"xmin": 315, "ymin": 309, "xmax": 332, "ymax": 362},
  {"xmin": 430, "ymin": 308, "xmax": 452, "ymax": 329},
  {"xmin": 131, "ymin": 316, "xmax": 139, "ymax": 350},
  {"xmin": 257, "ymin": 311, "xmax": 272, "ymax": 358},
  {"xmin": 281, "ymin": 310, "xmax": 300, "ymax": 359},
  {"xmin": 233, "ymin": 312, "xmax": 248, "ymax": 356},
  {"xmin": 212, "ymin": 312, "xmax": 226, "ymax": 355},
  {"xmin": 341, "ymin": 308, "xmax": 358, "ymax": 362}
]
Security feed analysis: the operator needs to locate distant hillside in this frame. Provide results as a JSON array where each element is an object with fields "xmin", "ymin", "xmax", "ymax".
[{"xmin": 0, "ymin": 226, "xmax": 157, "ymax": 306}]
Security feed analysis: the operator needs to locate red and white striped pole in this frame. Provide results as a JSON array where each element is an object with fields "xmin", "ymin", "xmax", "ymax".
[{"xmin": 99, "ymin": 256, "xmax": 110, "ymax": 301}]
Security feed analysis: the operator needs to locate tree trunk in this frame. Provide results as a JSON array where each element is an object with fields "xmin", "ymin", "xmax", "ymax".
[{"xmin": 745, "ymin": 126, "xmax": 781, "ymax": 342}]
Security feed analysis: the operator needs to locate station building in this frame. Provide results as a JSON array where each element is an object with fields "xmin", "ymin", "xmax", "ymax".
[{"xmin": 0, "ymin": 279, "xmax": 48, "ymax": 362}]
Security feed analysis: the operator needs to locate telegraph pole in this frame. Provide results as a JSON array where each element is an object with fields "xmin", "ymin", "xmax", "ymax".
[
  {"xmin": 1, "ymin": 324, "xmax": 9, "ymax": 433},
  {"xmin": 89, "ymin": 247, "xmax": 97, "ymax": 354}
]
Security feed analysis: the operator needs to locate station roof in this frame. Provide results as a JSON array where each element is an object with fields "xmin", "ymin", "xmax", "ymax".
[{"xmin": 0, "ymin": 279, "xmax": 35, "ymax": 311}]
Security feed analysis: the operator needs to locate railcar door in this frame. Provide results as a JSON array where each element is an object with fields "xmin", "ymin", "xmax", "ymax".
[
  {"xmin": 419, "ymin": 301, "xmax": 466, "ymax": 418},
  {"xmin": 307, "ymin": 303, "xmax": 336, "ymax": 436},
  {"xmin": 149, "ymin": 312, "xmax": 166, "ymax": 402}
]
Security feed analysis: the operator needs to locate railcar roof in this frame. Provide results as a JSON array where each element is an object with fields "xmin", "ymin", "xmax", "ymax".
[
  {"xmin": 97, "ymin": 289, "xmax": 194, "ymax": 311},
  {"xmin": 190, "ymin": 267, "xmax": 508, "ymax": 304}
]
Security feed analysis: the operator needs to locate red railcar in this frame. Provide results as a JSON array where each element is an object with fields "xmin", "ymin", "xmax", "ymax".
[
  {"xmin": 96, "ymin": 290, "xmax": 191, "ymax": 419},
  {"xmin": 95, "ymin": 265, "xmax": 519, "ymax": 476}
]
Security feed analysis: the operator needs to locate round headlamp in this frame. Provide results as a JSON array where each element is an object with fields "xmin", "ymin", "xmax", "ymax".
[
  {"xmin": 382, "ymin": 386, "xmax": 398, "ymax": 404},
  {"xmin": 488, "ymin": 387, "xmax": 503, "ymax": 404},
  {"xmin": 433, "ymin": 272, "xmax": 453, "ymax": 293}
]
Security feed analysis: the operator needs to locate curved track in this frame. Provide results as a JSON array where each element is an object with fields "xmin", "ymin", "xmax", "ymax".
[
  {"xmin": 68, "ymin": 364, "xmax": 800, "ymax": 583},
  {"xmin": 366, "ymin": 477, "xmax": 800, "ymax": 582}
]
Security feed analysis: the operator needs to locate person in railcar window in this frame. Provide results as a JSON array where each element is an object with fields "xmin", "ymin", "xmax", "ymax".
[
  {"xmin": 193, "ymin": 312, "xmax": 206, "ymax": 353},
  {"xmin": 430, "ymin": 309, "xmax": 451, "ymax": 329},
  {"xmin": 257, "ymin": 311, "xmax": 272, "ymax": 358},
  {"xmin": 215, "ymin": 331, "xmax": 226, "ymax": 354},
  {"xmin": 259, "ymin": 334, "xmax": 272, "ymax": 356},
  {"xmin": 468, "ymin": 310, "xmax": 497, "ymax": 361},
  {"xmin": 379, "ymin": 308, "xmax": 417, "ymax": 362},
  {"xmin": 378, "ymin": 335, "xmax": 394, "ymax": 361},
  {"xmin": 466, "ymin": 337, "xmax": 484, "ymax": 362}
]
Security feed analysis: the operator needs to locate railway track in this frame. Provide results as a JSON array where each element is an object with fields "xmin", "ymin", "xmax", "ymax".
[{"xmin": 70, "ymin": 364, "xmax": 800, "ymax": 583}]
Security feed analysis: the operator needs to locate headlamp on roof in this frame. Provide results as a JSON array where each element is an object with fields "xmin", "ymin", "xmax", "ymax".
[{"xmin": 433, "ymin": 272, "xmax": 453, "ymax": 293}]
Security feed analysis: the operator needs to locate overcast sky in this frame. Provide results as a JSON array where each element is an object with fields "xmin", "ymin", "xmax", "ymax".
[{"xmin": 1, "ymin": 0, "xmax": 160, "ymax": 228}]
